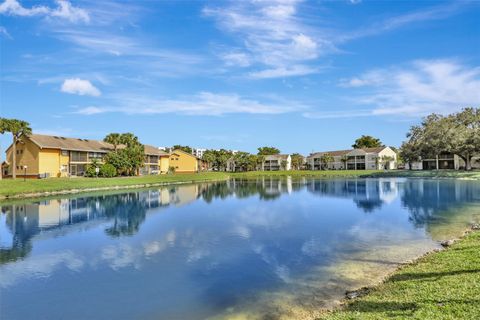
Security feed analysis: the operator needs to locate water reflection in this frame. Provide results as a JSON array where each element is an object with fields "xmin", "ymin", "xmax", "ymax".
[{"xmin": 0, "ymin": 178, "xmax": 479, "ymax": 320}]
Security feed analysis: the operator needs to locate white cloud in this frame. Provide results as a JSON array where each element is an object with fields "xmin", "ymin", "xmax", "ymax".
[
  {"xmin": 74, "ymin": 106, "xmax": 104, "ymax": 115},
  {"xmin": 220, "ymin": 51, "xmax": 251, "ymax": 67},
  {"xmin": 204, "ymin": 0, "xmax": 327, "ymax": 78},
  {"xmin": 338, "ymin": 70, "xmax": 386, "ymax": 87},
  {"xmin": 50, "ymin": 0, "xmax": 89, "ymax": 23},
  {"xmin": 74, "ymin": 91, "xmax": 306, "ymax": 116},
  {"xmin": 340, "ymin": 2, "xmax": 465, "ymax": 42},
  {"xmin": 249, "ymin": 65, "xmax": 318, "ymax": 79},
  {"xmin": 0, "ymin": 0, "xmax": 89, "ymax": 23},
  {"xmin": 61, "ymin": 78, "xmax": 101, "ymax": 96},
  {"xmin": 341, "ymin": 60, "xmax": 480, "ymax": 117},
  {"xmin": 0, "ymin": 25, "xmax": 11, "ymax": 39}
]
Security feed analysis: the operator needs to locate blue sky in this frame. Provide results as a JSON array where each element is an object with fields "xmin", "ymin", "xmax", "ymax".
[{"xmin": 1, "ymin": 0, "xmax": 479, "ymax": 156}]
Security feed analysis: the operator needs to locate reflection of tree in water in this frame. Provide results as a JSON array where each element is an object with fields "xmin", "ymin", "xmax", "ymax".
[
  {"xmin": 0, "ymin": 205, "xmax": 35, "ymax": 264},
  {"xmin": 354, "ymin": 199, "xmax": 384, "ymax": 213},
  {"xmin": 0, "ymin": 191, "xmax": 156, "ymax": 264},
  {"xmin": 307, "ymin": 179, "xmax": 387, "ymax": 213},
  {"xmin": 200, "ymin": 178, "xmax": 290, "ymax": 203},
  {"xmin": 401, "ymin": 180, "xmax": 480, "ymax": 227},
  {"xmin": 102, "ymin": 193, "xmax": 148, "ymax": 237}
]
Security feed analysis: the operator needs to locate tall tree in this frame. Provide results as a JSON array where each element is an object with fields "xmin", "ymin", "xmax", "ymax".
[
  {"xmin": 290, "ymin": 153, "xmax": 304, "ymax": 170},
  {"xmin": 320, "ymin": 153, "xmax": 334, "ymax": 170},
  {"xmin": 447, "ymin": 108, "xmax": 480, "ymax": 170},
  {"xmin": 0, "ymin": 118, "xmax": 7, "ymax": 180},
  {"xmin": 172, "ymin": 145, "xmax": 193, "ymax": 154},
  {"xmin": 257, "ymin": 146, "xmax": 280, "ymax": 155},
  {"xmin": 352, "ymin": 135, "xmax": 383, "ymax": 149},
  {"xmin": 104, "ymin": 132, "xmax": 144, "ymax": 176},
  {"xmin": 103, "ymin": 133, "xmax": 122, "ymax": 151},
  {"xmin": 340, "ymin": 155, "xmax": 348, "ymax": 170},
  {"xmin": 1, "ymin": 119, "xmax": 32, "ymax": 179}
]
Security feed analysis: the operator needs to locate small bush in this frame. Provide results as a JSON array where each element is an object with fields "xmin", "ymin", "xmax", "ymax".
[
  {"xmin": 100, "ymin": 163, "xmax": 117, "ymax": 177},
  {"xmin": 85, "ymin": 164, "xmax": 99, "ymax": 177}
]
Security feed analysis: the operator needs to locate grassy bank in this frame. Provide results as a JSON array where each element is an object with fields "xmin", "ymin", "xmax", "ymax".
[
  {"xmin": 1, "ymin": 169, "xmax": 479, "ymax": 200},
  {"xmin": 321, "ymin": 231, "xmax": 480, "ymax": 320},
  {"xmin": 0, "ymin": 172, "xmax": 229, "ymax": 198},
  {"xmin": 368, "ymin": 169, "xmax": 480, "ymax": 180},
  {"xmin": 230, "ymin": 170, "xmax": 380, "ymax": 178}
]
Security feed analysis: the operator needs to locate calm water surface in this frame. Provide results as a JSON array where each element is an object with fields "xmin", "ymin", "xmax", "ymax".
[{"xmin": 1, "ymin": 178, "xmax": 479, "ymax": 320}]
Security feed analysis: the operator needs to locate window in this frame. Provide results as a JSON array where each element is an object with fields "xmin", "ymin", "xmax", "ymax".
[
  {"xmin": 71, "ymin": 151, "xmax": 88, "ymax": 162},
  {"xmin": 62, "ymin": 150, "xmax": 68, "ymax": 156}
]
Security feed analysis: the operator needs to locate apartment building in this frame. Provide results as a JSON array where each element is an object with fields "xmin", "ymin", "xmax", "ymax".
[
  {"xmin": 261, "ymin": 154, "xmax": 292, "ymax": 171},
  {"xmin": 406, "ymin": 153, "xmax": 480, "ymax": 170},
  {"xmin": 306, "ymin": 147, "xmax": 397, "ymax": 170},
  {"xmin": 169, "ymin": 149, "xmax": 202, "ymax": 173},
  {"xmin": 191, "ymin": 148, "xmax": 207, "ymax": 158},
  {"xmin": 2, "ymin": 134, "xmax": 170, "ymax": 178},
  {"xmin": 141, "ymin": 145, "xmax": 170, "ymax": 175}
]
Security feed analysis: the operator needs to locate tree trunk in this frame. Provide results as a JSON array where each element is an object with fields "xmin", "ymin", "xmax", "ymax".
[
  {"xmin": 12, "ymin": 136, "xmax": 16, "ymax": 179},
  {"xmin": 465, "ymin": 155, "xmax": 472, "ymax": 171}
]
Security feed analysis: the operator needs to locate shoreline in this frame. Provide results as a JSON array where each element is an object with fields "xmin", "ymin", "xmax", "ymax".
[
  {"xmin": 1, "ymin": 170, "xmax": 479, "ymax": 201},
  {"xmin": 319, "ymin": 226, "xmax": 480, "ymax": 319}
]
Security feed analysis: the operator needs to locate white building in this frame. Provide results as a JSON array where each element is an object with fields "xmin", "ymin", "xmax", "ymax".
[
  {"xmin": 405, "ymin": 153, "xmax": 480, "ymax": 170},
  {"xmin": 192, "ymin": 148, "xmax": 207, "ymax": 158},
  {"xmin": 261, "ymin": 154, "xmax": 292, "ymax": 171},
  {"xmin": 306, "ymin": 147, "xmax": 397, "ymax": 170}
]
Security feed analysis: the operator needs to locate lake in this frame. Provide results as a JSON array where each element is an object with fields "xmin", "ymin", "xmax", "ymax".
[{"xmin": 1, "ymin": 177, "xmax": 479, "ymax": 320}]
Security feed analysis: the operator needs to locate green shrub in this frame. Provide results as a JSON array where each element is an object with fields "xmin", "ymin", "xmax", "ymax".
[
  {"xmin": 100, "ymin": 163, "xmax": 117, "ymax": 177},
  {"xmin": 85, "ymin": 162, "xmax": 100, "ymax": 177}
]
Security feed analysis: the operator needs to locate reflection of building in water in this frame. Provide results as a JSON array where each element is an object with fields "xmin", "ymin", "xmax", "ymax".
[
  {"xmin": 400, "ymin": 179, "xmax": 480, "ymax": 227},
  {"xmin": 0, "ymin": 185, "xmax": 204, "ymax": 264},
  {"xmin": 307, "ymin": 179, "xmax": 399, "ymax": 212}
]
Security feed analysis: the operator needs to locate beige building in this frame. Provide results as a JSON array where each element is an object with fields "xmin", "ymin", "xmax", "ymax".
[
  {"xmin": 261, "ymin": 154, "xmax": 292, "ymax": 171},
  {"xmin": 306, "ymin": 147, "xmax": 397, "ymax": 170}
]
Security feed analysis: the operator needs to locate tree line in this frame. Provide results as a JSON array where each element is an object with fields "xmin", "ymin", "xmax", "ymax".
[{"xmin": 400, "ymin": 108, "xmax": 480, "ymax": 170}]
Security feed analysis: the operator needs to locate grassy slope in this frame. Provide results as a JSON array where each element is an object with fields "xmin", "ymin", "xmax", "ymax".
[
  {"xmin": 1, "ymin": 170, "xmax": 479, "ymax": 199},
  {"xmin": 369, "ymin": 170, "xmax": 480, "ymax": 179},
  {"xmin": 230, "ymin": 170, "xmax": 380, "ymax": 178},
  {"xmin": 0, "ymin": 172, "xmax": 229, "ymax": 197},
  {"xmin": 321, "ymin": 231, "xmax": 480, "ymax": 320}
]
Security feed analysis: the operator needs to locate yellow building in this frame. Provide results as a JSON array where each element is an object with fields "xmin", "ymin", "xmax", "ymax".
[
  {"xmin": 142, "ymin": 145, "xmax": 170, "ymax": 175},
  {"xmin": 169, "ymin": 149, "xmax": 200, "ymax": 173},
  {"xmin": 2, "ymin": 134, "xmax": 169, "ymax": 178}
]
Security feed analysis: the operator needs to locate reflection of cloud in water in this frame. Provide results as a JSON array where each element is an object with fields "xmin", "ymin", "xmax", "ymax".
[
  {"xmin": 0, "ymin": 251, "xmax": 84, "ymax": 287},
  {"xmin": 2, "ymin": 178, "xmax": 480, "ymax": 320}
]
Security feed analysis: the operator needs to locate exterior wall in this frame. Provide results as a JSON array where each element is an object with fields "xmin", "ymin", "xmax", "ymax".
[
  {"xmin": 307, "ymin": 147, "xmax": 397, "ymax": 171},
  {"xmin": 262, "ymin": 155, "xmax": 291, "ymax": 171},
  {"xmin": 59, "ymin": 152, "xmax": 70, "ymax": 177},
  {"xmin": 169, "ymin": 150, "xmax": 198, "ymax": 173},
  {"xmin": 377, "ymin": 147, "xmax": 397, "ymax": 170},
  {"xmin": 159, "ymin": 156, "xmax": 170, "ymax": 174},
  {"xmin": 39, "ymin": 149, "xmax": 62, "ymax": 178},
  {"xmin": 4, "ymin": 138, "xmax": 40, "ymax": 177}
]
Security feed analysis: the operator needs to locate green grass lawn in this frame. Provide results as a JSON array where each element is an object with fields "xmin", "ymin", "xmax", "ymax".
[
  {"xmin": 320, "ymin": 231, "xmax": 480, "ymax": 320},
  {"xmin": 368, "ymin": 169, "xmax": 480, "ymax": 180},
  {"xmin": 0, "ymin": 172, "xmax": 229, "ymax": 198}
]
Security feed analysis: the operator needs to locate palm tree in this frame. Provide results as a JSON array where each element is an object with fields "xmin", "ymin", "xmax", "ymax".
[
  {"xmin": 0, "ymin": 118, "xmax": 8, "ymax": 180},
  {"xmin": 103, "ymin": 133, "xmax": 122, "ymax": 151},
  {"xmin": 381, "ymin": 155, "xmax": 395, "ymax": 170},
  {"xmin": 320, "ymin": 153, "xmax": 334, "ymax": 170},
  {"xmin": 340, "ymin": 155, "xmax": 348, "ymax": 170},
  {"xmin": 2, "ymin": 119, "xmax": 32, "ymax": 179}
]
